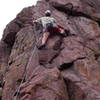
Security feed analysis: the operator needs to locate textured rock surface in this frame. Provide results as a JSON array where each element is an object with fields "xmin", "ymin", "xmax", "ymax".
[{"xmin": 0, "ymin": 0, "xmax": 100, "ymax": 100}]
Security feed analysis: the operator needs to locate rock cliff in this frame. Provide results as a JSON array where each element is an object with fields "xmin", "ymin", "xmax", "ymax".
[{"xmin": 0, "ymin": 0, "xmax": 100, "ymax": 100}]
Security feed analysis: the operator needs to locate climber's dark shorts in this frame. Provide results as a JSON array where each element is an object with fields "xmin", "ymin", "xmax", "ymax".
[{"xmin": 43, "ymin": 23, "xmax": 55, "ymax": 33}]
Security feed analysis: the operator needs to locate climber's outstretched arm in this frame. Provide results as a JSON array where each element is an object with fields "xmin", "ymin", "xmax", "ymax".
[{"xmin": 33, "ymin": 20, "xmax": 38, "ymax": 24}]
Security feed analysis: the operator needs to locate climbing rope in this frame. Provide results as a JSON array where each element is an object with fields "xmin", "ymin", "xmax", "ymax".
[
  {"xmin": 13, "ymin": 46, "xmax": 37, "ymax": 100},
  {"xmin": 13, "ymin": 24, "xmax": 41, "ymax": 100}
]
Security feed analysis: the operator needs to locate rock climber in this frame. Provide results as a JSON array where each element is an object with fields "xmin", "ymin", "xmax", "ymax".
[{"xmin": 33, "ymin": 10, "xmax": 66, "ymax": 49}]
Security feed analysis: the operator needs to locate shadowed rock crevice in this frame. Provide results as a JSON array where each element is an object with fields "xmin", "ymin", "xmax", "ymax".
[
  {"xmin": 64, "ymin": 78, "xmax": 87, "ymax": 100},
  {"xmin": 3, "ymin": 32, "xmax": 17, "ymax": 48},
  {"xmin": 59, "ymin": 57, "xmax": 86, "ymax": 71},
  {"xmin": 94, "ymin": 54, "xmax": 100, "ymax": 60},
  {"xmin": 2, "ymin": 21, "xmax": 21, "ymax": 48},
  {"xmin": 59, "ymin": 62, "xmax": 74, "ymax": 71}
]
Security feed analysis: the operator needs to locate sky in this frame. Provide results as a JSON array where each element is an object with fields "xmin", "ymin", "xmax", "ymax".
[{"xmin": 0, "ymin": 0, "xmax": 38, "ymax": 39}]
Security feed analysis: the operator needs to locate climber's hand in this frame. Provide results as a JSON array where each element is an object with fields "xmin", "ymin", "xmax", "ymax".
[
  {"xmin": 64, "ymin": 29, "xmax": 70, "ymax": 37},
  {"xmin": 60, "ymin": 29, "xmax": 65, "ymax": 34},
  {"xmin": 65, "ymin": 29, "xmax": 70, "ymax": 34},
  {"xmin": 33, "ymin": 20, "xmax": 37, "ymax": 24}
]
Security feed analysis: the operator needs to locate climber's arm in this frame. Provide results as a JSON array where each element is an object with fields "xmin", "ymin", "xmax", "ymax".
[
  {"xmin": 33, "ymin": 20, "xmax": 38, "ymax": 24},
  {"xmin": 33, "ymin": 18, "xmax": 41, "ymax": 24},
  {"xmin": 52, "ymin": 19, "xmax": 55, "ymax": 23},
  {"xmin": 58, "ymin": 25, "xmax": 70, "ymax": 37}
]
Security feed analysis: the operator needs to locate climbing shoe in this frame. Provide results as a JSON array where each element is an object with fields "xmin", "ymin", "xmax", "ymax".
[{"xmin": 37, "ymin": 44, "xmax": 45, "ymax": 49}]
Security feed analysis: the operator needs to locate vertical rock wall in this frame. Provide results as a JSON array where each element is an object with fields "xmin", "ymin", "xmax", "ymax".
[{"xmin": 0, "ymin": 0, "xmax": 100, "ymax": 100}]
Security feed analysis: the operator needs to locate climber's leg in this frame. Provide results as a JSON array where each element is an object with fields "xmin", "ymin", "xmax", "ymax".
[
  {"xmin": 42, "ymin": 32, "xmax": 50, "ymax": 45},
  {"xmin": 38, "ymin": 32, "xmax": 50, "ymax": 49},
  {"xmin": 38, "ymin": 24, "xmax": 52, "ymax": 49}
]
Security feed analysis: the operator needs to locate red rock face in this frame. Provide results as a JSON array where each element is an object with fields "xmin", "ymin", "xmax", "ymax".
[{"xmin": 0, "ymin": 0, "xmax": 100, "ymax": 100}]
